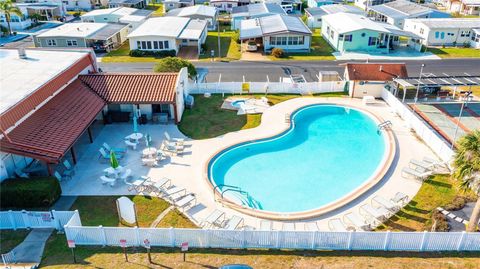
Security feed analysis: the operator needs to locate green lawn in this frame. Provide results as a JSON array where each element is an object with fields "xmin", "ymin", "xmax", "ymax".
[
  {"xmin": 427, "ymin": 47, "xmax": 480, "ymax": 58},
  {"xmin": 269, "ymin": 29, "xmax": 335, "ymax": 61},
  {"xmin": 0, "ymin": 229, "xmax": 30, "ymax": 253},
  {"xmin": 178, "ymin": 93, "xmax": 346, "ymax": 139},
  {"xmin": 199, "ymin": 30, "xmax": 241, "ymax": 61},
  {"xmin": 156, "ymin": 209, "xmax": 198, "ymax": 228},
  {"xmin": 101, "ymin": 43, "xmax": 166, "ymax": 63},
  {"xmin": 377, "ymin": 175, "xmax": 477, "ymax": 231}
]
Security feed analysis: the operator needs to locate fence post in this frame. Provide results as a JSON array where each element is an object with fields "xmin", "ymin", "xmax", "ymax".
[
  {"xmin": 347, "ymin": 230, "xmax": 354, "ymax": 250},
  {"xmin": 8, "ymin": 210, "xmax": 16, "ymax": 230},
  {"xmin": 275, "ymin": 231, "xmax": 281, "ymax": 249},
  {"xmin": 100, "ymin": 225, "xmax": 107, "ymax": 246},
  {"xmin": 242, "ymin": 229, "xmax": 247, "ymax": 249},
  {"xmin": 21, "ymin": 210, "xmax": 30, "ymax": 229},
  {"xmin": 420, "ymin": 231, "xmax": 428, "ymax": 251},
  {"xmin": 169, "ymin": 227, "xmax": 175, "ymax": 247},
  {"xmin": 135, "ymin": 226, "xmax": 140, "ymax": 247},
  {"xmin": 383, "ymin": 231, "xmax": 391, "ymax": 251},
  {"xmin": 204, "ymin": 229, "xmax": 210, "ymax": 248},
  {"xmin": 52, "ymin": 210, "xmax": 62, "ymax": 231},
  {"xmin": 456, "ymin": 231, "xmax": 466, "ymax": 251},
  {"xmin": 310, "ymin": 231, "xmax": 316, "ymax": 250}
]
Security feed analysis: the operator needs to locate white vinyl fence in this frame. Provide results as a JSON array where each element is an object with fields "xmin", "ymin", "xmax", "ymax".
[
  {"xmin": 0, "ymin": 210, "xmax": 75, "ymax": 231},
  {"xmin": 63, "ymin": 212, "xmax": 480, "ymax": 252},
  {"xmin": 186, "ymin": 81, "xmax": 347, "ymax": 95},
  {"xmin": 381, "ymin": 88, "xmax": 454, "ymax": 162}
]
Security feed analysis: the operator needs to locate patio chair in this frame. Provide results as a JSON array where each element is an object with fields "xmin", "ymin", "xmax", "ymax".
[
  {"xmin": 401, "ymin": 167, "xmax": 432, "ymax": 180},
  {"xmin": 391, "ymin": 192, "xmax": 409, "ymax": 206},
  {"xmin": 161, "ymin": 140, "xmax": 184, "ymax": 156},
  {"xmin": 328, "ymin": 218, "xmax": 348, "ymax": 232},
  {"xmin": 100, "ymin": 175, "xmax": 116, "ymax": 187},
  {"xmin": 202, "ymin": 209, "xmax": 226, "ymax": 228},
  {"xmin": 224, "ymin": 215, "xmax": 244, "ymax": 230},
  {"xmin": 124, "ymin": 140, "xmax": 137, "ymax": 150},
  {"xmin": 99, "ymin": 147, "xmax": 123, "ymax": 161},
  {"xmin": 343, "ymin": 212, "xmax": 371, "ymax": 231},
  {"xmin": 103, "ymin": 142, "xmax": 127, "ymax": 155},
  {"xmin": 409, "ymin": 159, "xmax": 434, "ymax": 171},
  {"xmin": 165, "ymin": 186, "xmax": 187, "ymax": 202},
  {"xmin": 141, "ymin": 158, "xmax": 158, "ymax": 167},
  {"xmin": 360, "ymin": 204, "xmax": 391, "ymax": 224},
  {"xmin": 62, "ymin": 160, "xmax": 75, "ymax": 177},
  {"xmin": 259, "ymin": 220, "xmax": 273, "ymax": 231},
  {"xmin": 124, "ymin": 175, "xmax": 149, "ymax": 192},
  {"xmin": 164, "ymin": 131, "xmax": 185, "ymax": 145},
  {"xmin": 149, "ymin": 177, "xmax": 172, "ymax": 196},
  {"xmin": 372, "ymin": 196, "xmax": 400, "ymax": 212},
  {"xmin": 54, "ymin": 170, "xmax": 70, "ymax": 182},
  {"xmin": 423, "ymin": 157, "xmax": 446, "ymax": 168},
  {"xmin": 282, "ymin": 222, "xmax": 296, "ymax": 231},
  {"xmin": 304, "ymin": 222, "xmax": 320, "ymax": 231},
  {"xmin": 175, "ymin": 194, "xmax": 196, "ymax": 212}
]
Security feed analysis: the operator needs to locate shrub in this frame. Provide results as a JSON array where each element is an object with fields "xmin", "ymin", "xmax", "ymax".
[
  {"xmin": 1, "ymin": 177, "xmax": 62, "ymax": 209},
  {"xmin": 431, "ymin": 210, "xmax": 449, "ymax": 232},
  {"xmin": 153, "ymin": 57, "xmax": 197, "ymax": 78},
  {"xmin": 443, "ymin": 196, "xmax": 475, "ymax": 211},
  {"xmin": 271, "ymin": 47, "xmax": 285, "ymax": 58},
  {"xmin": 129, "ymin": 49, "xmax": 176, "ymax": 58}
]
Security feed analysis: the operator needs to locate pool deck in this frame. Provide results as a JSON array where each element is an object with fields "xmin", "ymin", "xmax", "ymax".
[{"xmin": 61, "ymin": 96, "xmax": 437, "ymax": 231}]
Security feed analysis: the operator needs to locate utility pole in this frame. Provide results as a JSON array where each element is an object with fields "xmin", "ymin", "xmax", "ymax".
[{"xmin": 217, "ymin": 18, "xmax": 221, "ymax": 59}]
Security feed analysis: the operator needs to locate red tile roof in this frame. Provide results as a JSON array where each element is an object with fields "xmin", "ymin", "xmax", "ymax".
[
  {"xmin": 79, "ymin": 73, "xmax": 179, "ymax": 104},
  {"xmin": 0, "ymin": 79, "xmax": 106, "ymax": 163},
  {"xmin": 345, "ymin": 63, "xmax": 408, "ymax": 81},
  {"xmin": 0, "ymin": 55, "xmax": 94, "ymax": 131}
]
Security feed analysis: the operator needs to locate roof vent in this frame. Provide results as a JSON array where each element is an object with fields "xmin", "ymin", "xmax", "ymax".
[
  {"xmin": 379, "ymin": 65, "xmax": 383, "ymax": 72},
  {"xmin": 18, "ymin": 48, "xmax": 27, "ymax": 59}
]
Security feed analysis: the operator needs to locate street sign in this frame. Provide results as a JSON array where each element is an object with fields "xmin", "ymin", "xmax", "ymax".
[
  {"xmin": 144, "ymin": 239, "xmax": 151, "ymax": 249},
  {"xmin": 120, "ymin": 239, "xmax": 127, "ymax": 248},
  {"xmin": 67, "ymin": 240, "xmax": 75, "ymax": 248},
  {"xmin": 181, "ymin": 242, "xmax": 189, "ymax": 252}
]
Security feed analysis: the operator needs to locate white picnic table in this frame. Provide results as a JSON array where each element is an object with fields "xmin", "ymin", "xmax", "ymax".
[
  {"xmin": 103, "ymin": 166, "xmax": 124, "ymax": 178},
  {"xmin": 142, "ymin": 147, "xmax": 157, "ymax": 157},
  {"xmin": 128, "ymin": 133, "xmax": 143, "ymax": 142}
]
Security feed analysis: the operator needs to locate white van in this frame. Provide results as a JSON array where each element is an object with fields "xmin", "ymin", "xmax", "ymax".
[{"xmin": 281, "ymin": 4, "xmax": 293, "ymax": 13}]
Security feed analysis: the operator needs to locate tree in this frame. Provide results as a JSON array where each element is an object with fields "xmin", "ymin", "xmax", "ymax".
[
  {"xmin": 452, "ymin": 130, "xmax": 480, "ymax": 232},
  {"xmin": 0, "ymin": 0, "xmax": 22, "ymax": 36},
  {"xmin": 153, "ymin": 57, "xmax": 197, "ymax": 78}
]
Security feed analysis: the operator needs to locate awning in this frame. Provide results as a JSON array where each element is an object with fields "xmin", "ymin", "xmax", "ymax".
[
  {"xmin": 0, "ymin": 79, "xmax": 106, "ymax": 163},
  {"xmin": 393, "ymin": 75, "xmax": 480, "ymax": 87}
]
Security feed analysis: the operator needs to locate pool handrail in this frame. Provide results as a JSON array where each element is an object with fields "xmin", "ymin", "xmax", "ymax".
[{"xmin": 213, "ymin": 184, "xmax": 241, "ymax": 201}]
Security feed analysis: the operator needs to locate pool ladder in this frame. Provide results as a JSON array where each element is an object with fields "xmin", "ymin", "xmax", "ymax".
[
  {"xmin": 378, "ymin": 120, "xmax": 392, "ymax": 131},
  {"xmin": 285, "ymin": 113, "xmax": 291, "ymax": 124},
  {"xmin": 215, "ymin": 185, "xmax": 261, "ymax": 209}
]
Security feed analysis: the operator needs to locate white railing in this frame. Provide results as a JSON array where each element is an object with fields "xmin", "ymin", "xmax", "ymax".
[
  {"xmin": 186, "ymin": 81, "xmax": 347, "ymax": 95},
  {"xmin": 62, "ymin": 212, "xmax": 480, "ymax": 252},
  {"xmin": 381, "ymin": 88, "xmax": 454, "ymax": 162},
  {"xmin": 0, "ymin": 210, "xmax": 75, "ymax": 231}
]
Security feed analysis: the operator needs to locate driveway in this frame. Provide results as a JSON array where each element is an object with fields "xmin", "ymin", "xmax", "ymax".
[{"xmin": 178, "ymin": 46, "xmax": 199, "ymax": 60}]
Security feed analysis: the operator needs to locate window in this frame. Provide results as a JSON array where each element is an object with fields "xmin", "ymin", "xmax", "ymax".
[
  {"xmin": 153, "ymin": 41, "xmax": 158, "ymax": 49},
  {"xmin": 368, "ymin": 36, "xmax": 377, "ymax": 46},
  {"xmin": 227, "ymin": 3, "xmax": 232, "ymax": 7},
  {"xmin": 339, "ymin": 34, "xmax": 344, "ymax": 40},
  {"xmin": 419, "ymin": 28, "xmax": 424, "ymax": 34},
  {"xmin": 146, "ymin": 41, "xmax": 152, "ymax": 49},
  {"xmin": 46, "ymin": 39, "xmax": 56, "ymax": 46},
  {"xmin": 164, "ymin": 41, "xmax": 169, "ymax": 49},
  {"xmin": 344, "ymin": 34, "xmax": 352, "ymax": 42},
  {"xmin": 460, "ymin": 30, "xmax": 470, "ymax": 37},
  {"xmin": 137, "ymin": 41, "xmax": 141, "ymax": 48},
  {"xmin": 361, "ymin": 33, "xmax": 366, "ymax": 37},
  {"xmin": 317, "ymin": 18, "xmax": 322, "ymax": 22},
  {"xmin": 141, "ymin": 41, "xmax": 147, "ymax": 49},
  {"xmin": 66, "ymin": 40, "xmax": 78, "ymax": 46},
  {"xmin": 159, "ymin": 41, "xmax": 164, "ymax": 49},
  {"xmin": 330, "ymin": 30, "xmax": 334, "ymax": 39},
  {"xmin": 435, "ymin": 31, "xmax": 439, "ymax": 38},
  {"xmin": 440, "ymin": 32, "xmax": 445, "ymax": 39}
]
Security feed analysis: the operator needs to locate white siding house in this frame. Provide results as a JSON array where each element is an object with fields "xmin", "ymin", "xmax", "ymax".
[
  {"xmin": 305, "ymin": 5, "xmax": 364, "ymax": 28},
  {"xmin": 81, "ymin": 7, "xmax": 152, "ymax": 30}
]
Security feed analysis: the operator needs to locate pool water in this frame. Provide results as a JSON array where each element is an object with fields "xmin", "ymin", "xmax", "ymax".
[
  {"xmin": 231, "ymin": 100, "xmax": 246, "ymax": 108},
  {"xmin": 209, "ymin": 105, "xmax": 386, "ymax": 213}
]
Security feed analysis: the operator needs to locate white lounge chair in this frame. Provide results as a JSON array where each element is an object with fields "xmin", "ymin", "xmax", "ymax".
[
  {"xmin": 165, "ymin": 186, "xmax": 187, "ymax": 201},
  {"xmin": 149, "ymin": 177, "xmax": 172, "ymax": 196},
  {"xmin": 202, "ymin": 209, "xmax": 226, "ymax": 228},
  {"xmin": 54, "ymin": 171, "xmax": 70, "ymax": 182},
  {"xmin": 259, "ymin": 220, "xmax": 273, "ymax": 231},
  {"xmin": 409, "ymin": 159, "xmax": 434, "ymax": 171},
  {"xmin": 304, "ymin": 222, "xmax": 319, "ymax": 231},
  {"xmin": 360, "ymin": 204, "xmax": 391, "ymax": 224},
  {"xmin": 391, "ymin": 192, "xmax": 409, "ymax": 206},
  {"xmin": 402, "ymin": 167, "xmax": 432, "ymax": 180},
  {"xmin": 124, "ymin": 175, "xmax": 148, "ymax": 192},
  {"xmin": 282, "ymin": 222, "xmax": 296, "ymax": 231},
  {"xmin": 161, "ymin": 140, "xmax": 184, "ymax": 155},
  {"xmin": 225, "ymin": 215, "xmax": 244, "ymax": 230},
  {"xmin": 175, "ymin": 194, "xmax": 196, "ymax": 211},
  {"xmin": 103, "ymin": 142, "xmax": 127, "ymax": 155},
  {"xmin": 423, "ymin": 157, "xmax": 445, "ymax": 168},
  {"xmin": 372, "ymin": 196, "xmax": 400, "ymax": 212},
  {"xmin": 100, "ymin": 175, "xmax": 116, "ymax": 187},
  {"xmin": 328, "ymin": 218, "xmax": 348, "ymax": 232},
  {"xmin": 124, "ymin": 140, "xmax": 137, "ymax": 150},
  {"xmin": 164, "ymin": 131, "xmax": 185, "ymax": 145},
  {"xmin": 343, "ymin": 212, "xmax": 370, "ymax": 231}
]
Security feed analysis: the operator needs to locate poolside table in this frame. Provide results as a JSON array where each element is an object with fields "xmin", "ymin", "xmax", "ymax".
[
  {"xmin": 103, "ymin": 166, "xmax": 124, "ymax": 178},
  {"xmin": 142, "ymin": 147, "xmax": 157, "ymax": 158},
  {"xmin": 128, "ymin": 133, "xmax": 143, "ymax": 142}
]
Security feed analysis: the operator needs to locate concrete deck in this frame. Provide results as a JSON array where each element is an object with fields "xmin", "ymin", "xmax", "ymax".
[{"xmin": 61, "ymin": 97, "xmax": 437, "ymax": 231}]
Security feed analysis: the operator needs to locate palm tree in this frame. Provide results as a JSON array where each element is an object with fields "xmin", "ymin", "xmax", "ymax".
[
  {"xmin": 452, "ymin": 130, "xmax": 480, "ymax": 232},
  {"xmin": 0, "ymin": 0, "xmax": 22, "ymax": 36}
]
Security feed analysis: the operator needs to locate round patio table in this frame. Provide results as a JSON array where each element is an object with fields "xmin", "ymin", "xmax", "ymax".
[
  {"xmin": 142, "ymin": 147, "xmax": 157, "ymax": 157},
  {"xmin": 104, "ymin": 166, "xmax": 124, "ymax": 178},
  {"xmin": 129, "ymin": 133, "xmax": 143, "ymax": 142}
]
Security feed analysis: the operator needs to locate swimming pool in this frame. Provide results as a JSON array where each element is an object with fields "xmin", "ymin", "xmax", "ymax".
[
  {"xmin": 208, "ymin": 104, "xmax": 389, "ymax": 215},
  {"xmin": 231, "ymin": 99, "xmax": 246, "ymax": 108}
]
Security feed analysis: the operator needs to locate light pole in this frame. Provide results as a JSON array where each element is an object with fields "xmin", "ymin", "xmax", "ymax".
[
  {"xmin": 414, "ymin": 63, "xmax": 425, "ymax": 104},
  {"xmin": 450, "ymin": 91, "xmax": 472, "ymax": 150},
  {"xmin": 217, "ymin": 18, "xmax": 221, "ymax": 60}
]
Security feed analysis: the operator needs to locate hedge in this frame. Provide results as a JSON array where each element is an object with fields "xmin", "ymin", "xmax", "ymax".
[
  {"xmin": 1, "ymin": 177, "xmax": 62, "ymax": 209},
  {"xmin": 129, "ymin": 49, "xmax": 176, "ymax": 58}
]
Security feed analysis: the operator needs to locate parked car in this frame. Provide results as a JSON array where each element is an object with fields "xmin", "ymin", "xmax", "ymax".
[
  {"xmin": 246, "ymin": 41, "xmax": 258, "ymax": 52},
  {"xmin": 281, "ymin": 4, "xmax": 293, "ymax": 13}
]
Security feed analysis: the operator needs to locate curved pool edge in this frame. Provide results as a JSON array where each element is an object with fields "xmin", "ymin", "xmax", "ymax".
[{"xmin": 202, "ymin": 98, "xmax": 397, "ymax": 221}]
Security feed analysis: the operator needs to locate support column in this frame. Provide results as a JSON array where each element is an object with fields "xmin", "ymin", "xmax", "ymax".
[
  {"xmin": 71, "ymin": 147, "xmax": 77, "ymax": 164},
  {"xmin": 87, "ymin": 126, "xmax": 93, "ymax": 143},
  {"xmin": 46, "ymin": 162, "xmax": 53, "ymax": 176}
]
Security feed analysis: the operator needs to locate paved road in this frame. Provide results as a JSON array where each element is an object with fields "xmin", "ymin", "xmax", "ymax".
[{"xmin": 99, "ymin": 59, "xmax": 480, "ymax": 82}]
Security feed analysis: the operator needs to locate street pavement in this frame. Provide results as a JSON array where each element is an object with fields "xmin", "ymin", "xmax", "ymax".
[{"xmin": 99, "ymin": 59, "xmax": 480, "ymax": 82}]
